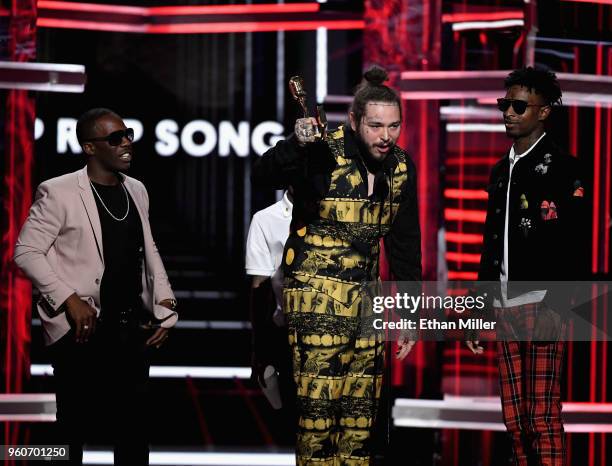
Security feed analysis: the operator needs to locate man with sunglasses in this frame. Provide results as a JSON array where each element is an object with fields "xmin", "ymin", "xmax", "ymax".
[
  {"xmin": 469, "ymin": 68, "xmax": 587, "ymax": 466},
  {"xmin": 14, "ymin": 108, "xmax": 177, "ymax": 465}
]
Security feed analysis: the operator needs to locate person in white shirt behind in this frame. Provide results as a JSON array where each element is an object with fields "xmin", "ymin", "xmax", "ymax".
[{"xmin": 245, "ymin": 189, "xmax": 296, "ymax": 434}]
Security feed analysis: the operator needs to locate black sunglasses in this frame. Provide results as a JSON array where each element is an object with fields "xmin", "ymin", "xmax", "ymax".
[
  {"xmin": 497, "ymin": 98, "xmax": 547, "ymax": 115},
  {"xmin": 84, "ymin": 128, "xmax": 134, "ymax": 146}
]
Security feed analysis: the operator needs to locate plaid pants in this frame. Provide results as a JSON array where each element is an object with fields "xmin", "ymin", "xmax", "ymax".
[{"xmin": 496, "ymin": 303, "xmax": 566, "ymax": 466}]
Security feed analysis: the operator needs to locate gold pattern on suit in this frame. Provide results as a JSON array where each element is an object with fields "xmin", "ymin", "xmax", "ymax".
[{"xmin": 285, "ymin": 127, "xmax": 410, "ymax": 465}]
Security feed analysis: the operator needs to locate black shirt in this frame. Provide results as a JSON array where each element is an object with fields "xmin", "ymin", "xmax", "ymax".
[{"xmin": 91, "ymin": 180, "xmax": 144, "ymax": 322}]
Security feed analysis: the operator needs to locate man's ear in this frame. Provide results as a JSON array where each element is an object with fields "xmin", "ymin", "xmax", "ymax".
[
  {"xmin": 539, "ymin": 105, "xmax": 552, "ymax": 122},
  {"xmin": 349, "ymin": 112, "xmax": 357, "ymax": 132},
  {"xmin": 82, "ymin": 142, "xmax": 95, "ymax": 156}
]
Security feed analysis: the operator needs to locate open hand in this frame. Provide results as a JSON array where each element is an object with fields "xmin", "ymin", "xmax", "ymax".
[
  {"xmin": 465, "ymin": 339, "xmax": 484, "ymax": 355},
  {"xmin": 534, "ymin": 305, "xmax": 562, "ymax": 343},
  {"xmin": 146, "ymin": 327, "xmax": 169, "ymax": 348},
  {"xmin": 65, "ymin": 294, "xmax": 97, "ymax": 343},
  {"xmin": 396, "ymin": 329, "xmax": 417, "ymax": 360}
]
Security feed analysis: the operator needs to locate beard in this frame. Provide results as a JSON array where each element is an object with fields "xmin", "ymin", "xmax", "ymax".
[{"xmin": 353, "ymin": 129, "xmax": 395, "ymax": 174}]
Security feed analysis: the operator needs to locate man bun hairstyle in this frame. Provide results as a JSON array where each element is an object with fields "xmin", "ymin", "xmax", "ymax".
[
  {"xmin": 350, "ymin": 65, "xmax": 402, "ymax": 126},
  {"xmin": 363, "ymin": 66, "xmax": 389, "ymax": 86},
  {"xmin": 504, "ymin": 66, "xmax": 563, "ymax": 106},
  {"xmin": 76, "ymin": 107, "xmax": 121, "ymax": 145}
]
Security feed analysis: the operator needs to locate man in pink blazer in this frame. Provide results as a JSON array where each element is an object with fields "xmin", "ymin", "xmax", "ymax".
[{"xmin": 14, "ymin": 108, "xmax": 177, "ymax": 466}]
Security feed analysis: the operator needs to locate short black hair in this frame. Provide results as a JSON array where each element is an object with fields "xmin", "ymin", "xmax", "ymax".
[
  {"xmin": 504, "ymin": 66, "xmax": 562, "ymax": 106},
  {"xmin": 76, "ymin": 108, "xmax": 120, "ymax": 145},
  {"xmin": 350, "ymin": 65, "xmax": 402, "ymax": 124}
]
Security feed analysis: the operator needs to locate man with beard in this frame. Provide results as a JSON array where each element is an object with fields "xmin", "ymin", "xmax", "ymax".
[
  {"xmin": 253, "ymin": 66, "xmax": 422, "ymax": 465},
  {"xmin": 469, "ymin": 67, "xmax": 587, "ymax": 466},
  {"xmin": 14, "ymin": 108, "xmax": 177, "ymax": 465}
]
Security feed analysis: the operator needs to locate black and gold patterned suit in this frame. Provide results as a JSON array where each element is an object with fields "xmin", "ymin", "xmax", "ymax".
[{"xmin": 253, "ymin": 126, "xmax": 421, "ymax": 465}]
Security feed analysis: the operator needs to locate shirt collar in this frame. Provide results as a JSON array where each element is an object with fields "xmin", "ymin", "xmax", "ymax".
[
  {"xmin": 281, "ymin": 191, "xmax": 293, "ymax": 217},
  {"xmin": 509, "ymin": 132, "xmax": 546, "ymax": 164}
]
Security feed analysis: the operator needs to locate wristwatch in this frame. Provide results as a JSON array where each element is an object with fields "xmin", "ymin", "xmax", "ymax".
[{"xmin": 161, "ymin": 298, "xmax": 177, "ymax": 310}]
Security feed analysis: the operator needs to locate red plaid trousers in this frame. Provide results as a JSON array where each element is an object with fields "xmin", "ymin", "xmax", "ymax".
[{"xmin": 496, "ymin": 302, "xmax": 566, "ymax": 466}]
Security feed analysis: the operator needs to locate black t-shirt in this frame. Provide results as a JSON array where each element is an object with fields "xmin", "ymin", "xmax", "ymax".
[{"xmin": 91, "ymin": 180, "xmax": 144, "ymax": 322}]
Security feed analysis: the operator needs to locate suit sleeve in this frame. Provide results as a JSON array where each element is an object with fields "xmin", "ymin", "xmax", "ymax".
[
  {"xmin": 543, "ymin": 156, "xmax": 589, "ymax": 319},
  {"xmin": 14, "ymin": 182, "xmax": 75, "ymax": 312},
  {"xmin": 478, "ymin": 167, "xmax": 499, "ymax": 281},
  {"xmin": 252, "ymin": 134, "xmax": 308, "ymax": 189},
  {"xmin": 384, "ymin": 162, "xmax": 422, "ymax": 282},
  {"xmin": 139, "ymin": 184, "xmax": 177, "ymax": 327}
]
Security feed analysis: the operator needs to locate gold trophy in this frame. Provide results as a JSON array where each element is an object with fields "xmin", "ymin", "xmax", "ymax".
[{"xmin": 288, "ymin": 75, "xmax": 328, "ymax": 140}]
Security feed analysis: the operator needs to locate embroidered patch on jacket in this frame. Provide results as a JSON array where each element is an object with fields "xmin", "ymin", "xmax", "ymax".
[
  {"xmin": 534, "ymin": 163, "xmax": 548, "ymax": 175},
  {"xmin": 519, "ymin": 217, "xmax": 532, "ymax": 237},
  {"xmin": 573, "ymin": 180, "xmax": 584, "ymax": 197},
  {"xmin": 540, "ymin": 200, "xmax": 558, "ymax": 221},
  {"xmin": 519, "ymin": 194, "xmax": 528, "ymax": 210}
]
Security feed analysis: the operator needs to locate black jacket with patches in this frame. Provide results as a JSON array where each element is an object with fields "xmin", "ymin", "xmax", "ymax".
[
  {"xmin": 252, "ymin": 126, "xmax": 422, "ymax": 283},
  {"xmin": 478, "ymin": 134, "xmax": 589, "ymax": 296}
]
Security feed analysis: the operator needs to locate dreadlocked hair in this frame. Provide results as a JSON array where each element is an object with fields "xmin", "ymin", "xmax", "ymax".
[{"xmin": 504, "ymin": 66, "xmax": 563, "ymax": 106}]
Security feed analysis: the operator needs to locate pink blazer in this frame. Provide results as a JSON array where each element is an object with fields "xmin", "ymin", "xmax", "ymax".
[{"xmin": 14, "ymin": 167, "xmax": 177, "ymax": 345}]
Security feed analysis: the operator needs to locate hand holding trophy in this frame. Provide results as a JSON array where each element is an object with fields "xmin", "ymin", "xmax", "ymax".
[{"xmin": 288, "ymin": 75, "xmax": 328, "ymax": 146}]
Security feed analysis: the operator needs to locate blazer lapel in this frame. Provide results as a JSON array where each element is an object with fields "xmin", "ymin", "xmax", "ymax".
[
  {"xmin": 122, "ymin": 176, "xmax": 148, "ymax": 234},
  {"xmin": 123, "ymin": 177, "xmax": 154, "ymax": 292},
  {"xmin": 77, "ymin": 167, "xmax": 104, "ymax": 264}
]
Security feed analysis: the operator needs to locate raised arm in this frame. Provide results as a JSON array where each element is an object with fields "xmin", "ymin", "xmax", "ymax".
[{"xmin": 252, "ymin": 117, "xmax": 321, "ymax": 189}]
